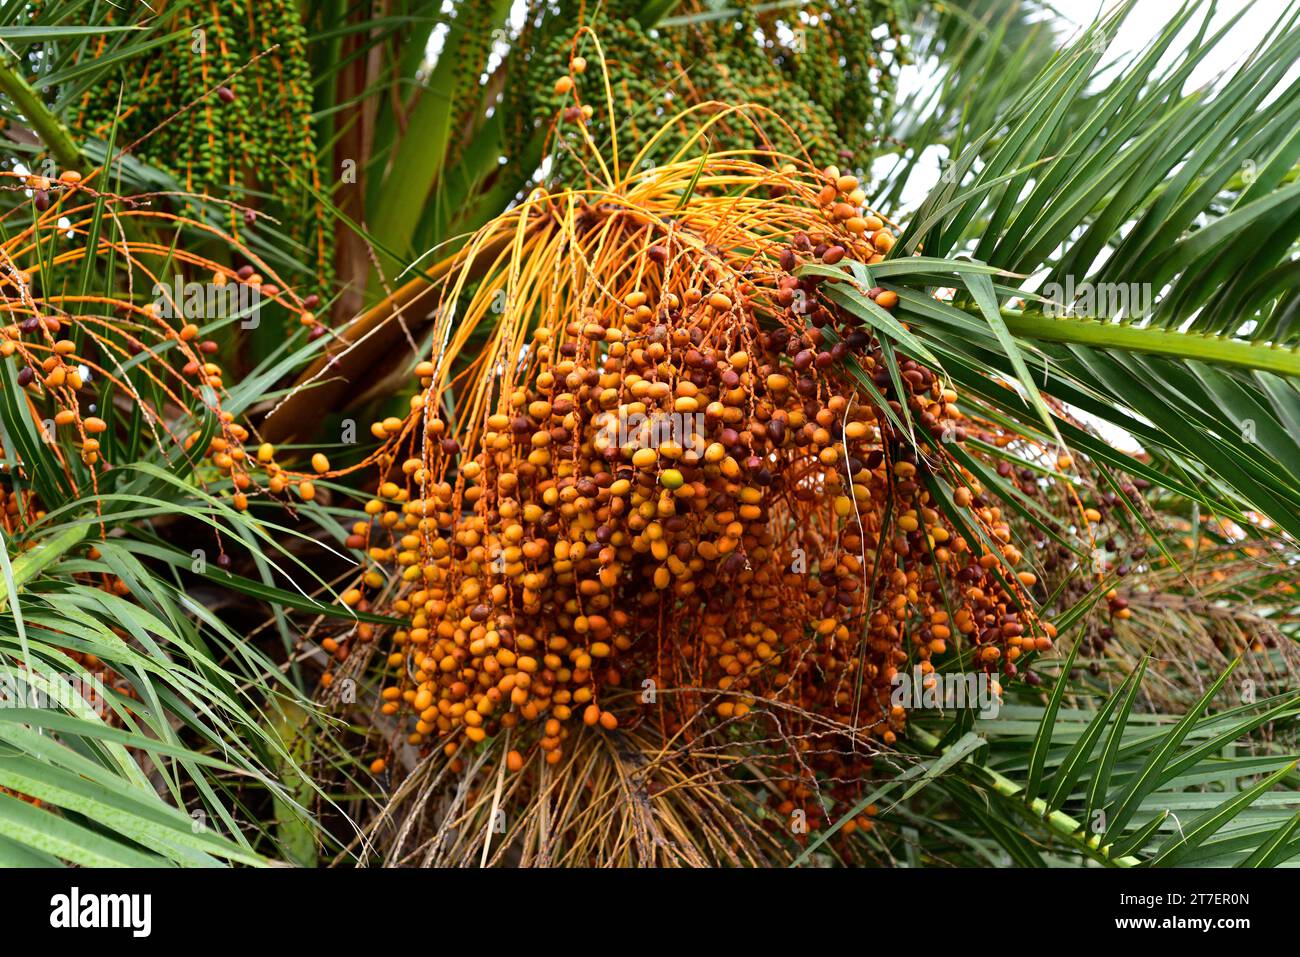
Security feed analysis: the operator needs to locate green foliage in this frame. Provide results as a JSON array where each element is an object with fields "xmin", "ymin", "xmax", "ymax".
[
  {"xmin": 0, "ymin": 425, "xmax": 330, "ymax": 867},
  {"xmin": 71, "ymin": 0, "xmax": 331, "ymax": 290},
  {"xmin": 810, "ymin": 1, "xmax": 1300, "ymax": 537},
  {"xmin": 0, "ymin": 0, "xmax": 1296, "ymax": 869},
  {"xmin": 792, "ymin": 659, "xmax": 1299, "ymax": 867}
]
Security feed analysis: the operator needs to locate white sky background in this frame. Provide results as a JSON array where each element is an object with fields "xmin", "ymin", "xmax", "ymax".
[
  {"xmin": 884, "ymin": 0, "xmax": 1297, "ymax": 209},
  {"xmin": 1063, "ymin": 0, "xmax": 1293, "ymax": 80}
]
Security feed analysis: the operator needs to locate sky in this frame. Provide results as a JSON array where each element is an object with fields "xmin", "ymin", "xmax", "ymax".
[
  {"xmin": 881, "ymin": 0, "xmax": 1300, "ymax": 453},
  {"xmin": 1059, "ymin": 0, "xmax": 1294, "ymax": 88},
  {"xmin": 881, "ymin": 0, "xmax": 1297, "ymax": 210}
]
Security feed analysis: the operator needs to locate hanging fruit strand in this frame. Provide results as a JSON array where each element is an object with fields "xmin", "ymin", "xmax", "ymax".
[{"xmin": 344, "ymin": 88, "xmax": 1061, "ymax": 831}]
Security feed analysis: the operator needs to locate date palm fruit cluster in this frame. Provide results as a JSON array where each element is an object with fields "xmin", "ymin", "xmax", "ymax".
[
  {"xmin": 0, "ymin": 170, "xmax": 346, "ymax": 784},
  {"xmin": 0, "ymin": 170, "xmax": 334, "ymax": 537},
  {"xmin": 346, "ymin": 132, "xmax": 1059, "ymax": 819},
  {"xmin": 69, "ymin": 0, "xmax": 331, "ymax": 290},
  {"xmin": 507, "ymin": 1, "xmax": 901, "ymax": 183}
]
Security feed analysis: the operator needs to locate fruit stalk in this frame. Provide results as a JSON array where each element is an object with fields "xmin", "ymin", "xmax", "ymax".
[{"xmin": 0, "ymin": 57, "xmax": 81, "ymax": 169}]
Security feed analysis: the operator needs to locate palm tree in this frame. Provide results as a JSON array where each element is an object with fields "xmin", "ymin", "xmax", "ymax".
[{"xmin": 0, "ymin": 0, "xmax": 1295, "ymax": 867}]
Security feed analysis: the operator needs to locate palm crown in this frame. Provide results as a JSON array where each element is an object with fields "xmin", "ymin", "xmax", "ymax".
[{"xmin": 0, "ymin": 0, "xmax": 1295, "ymax": 868}]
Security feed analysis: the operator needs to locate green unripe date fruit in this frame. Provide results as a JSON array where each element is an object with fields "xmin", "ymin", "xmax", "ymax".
[{"xmin": 74, "ymin": 0, "xmax": 332, "ymax": 293}]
